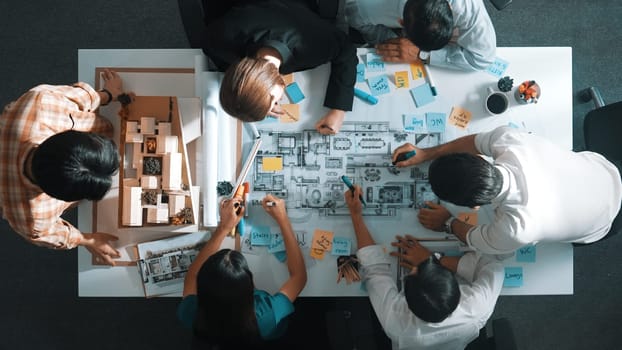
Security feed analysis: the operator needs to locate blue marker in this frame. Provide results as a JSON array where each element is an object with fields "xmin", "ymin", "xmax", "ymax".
[
  {"xmin": 341, "ymin": 175, "xmax": 367, "ymax": 207},
  {"xmin": 393, "ymin": 150, "xmax": 417, "ymax": 165},
  {"xmin": 237, "ymin": 217, "xmax": 246, "ymax": 237},
  {"xmin": 353, "ymin": 87, "xmax": 379, "ymax": 105}
]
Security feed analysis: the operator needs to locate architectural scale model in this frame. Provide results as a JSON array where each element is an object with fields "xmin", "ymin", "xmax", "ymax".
[{"xmin": 249, "ymin": 122, "xmax": 441, "ymax": 219}]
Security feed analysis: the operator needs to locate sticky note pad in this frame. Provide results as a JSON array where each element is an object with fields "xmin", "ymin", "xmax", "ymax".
[
  {"xmin": 486, "ymin": 57, "xmax": 509, "ymax": 78},
  {"xmin": 516, "ymin": 245, "xmax": 537, "ymax": 263},
  {"xmin": 457, "ymin": 212, "xmax": 478, "ymax": 225},
  {"xmin": 268, "ymin": 233, "xmax": 286, "ymax": 253},
  {"xmin": 368, "ymin": 75, "xmax": 391, "ymax": 96},
  {"xmin": 310, "ymin": 248, "xmax": 326, "ymax": 260},
  {"xmin": 394, "ymin": 71, "xmax": 410, "ymax": 88},
  {"xmin": 250, "ymin": 226, "xmax": 271, "ymax": 246},
  {"xmin": 410, "ymin": 83, "xmax": 435, "ymax": 107},
  {"xmin": 280, "ymin": 104, "xmax": 300, "ymax": 123},
  {"xmin": 312, "ymin": 229, "xmax": 334, "ymax": 251},
  {"xmin": 410, "ymin": 62, "xmax": 425, "ymax": 80},
  {"xmin": 262, "ymin": 157, "xmax": 283, "ymax": 171},
  {"xmin": 448, "ymin": 106, "xmax": 472, "ymax": 129},
  {"xmin": 285, "ymin": 82, "xmax": 305, "ymax": 103},
  {"xmin": 425, "ymin": 112, "xmax": 446, "ymax": 133},
  {"xmin": 282, "ymin": 73, "xmax": 294, "ymax": 86},
  {"xmin": 331, "ymin": 237, "xmax": 352, "ymax": 256},
  {"xmin": 503, "ymin": 267, "xmax": 524, "ymax": 287},
  {"xmin": 274, "ymin": 250, "xmax": 288, "ymax": 262},
  {"xmin": 356, "ymin": 63, "xmax": 366, "ymax": 82},
  {"xmin": 366, "ymin": 52, "xmax": 385, "ymax": 72},
  {"xmin": 403, "ymin": 114, "xmax": 426, "ymax": 133}
]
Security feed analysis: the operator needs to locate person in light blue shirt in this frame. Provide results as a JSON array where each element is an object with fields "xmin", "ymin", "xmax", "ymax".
[
  {"xmin": 178, "ymin": 195, "xmax": 307, "ymax": 349},
  {"xmin": 345, "ymin": 0, "xmax": 496, "ymax": 71}
]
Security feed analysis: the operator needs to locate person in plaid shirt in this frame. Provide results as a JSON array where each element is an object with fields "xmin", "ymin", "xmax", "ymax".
[{"xmin": 0, "ymin": 69, "xmax": 126, "ymax": 265}]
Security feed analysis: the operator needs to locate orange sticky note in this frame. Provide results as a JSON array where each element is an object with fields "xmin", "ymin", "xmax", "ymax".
[
  {"xmin": 310, "ymin": 248, "xmax": 326, "ymax": 260},
  {"xmin": 312, "ymin": 229, "xmax": 334, "ymax": 251},
  {"xmin": 394, "ymin": 71, "xmax": 410, "ymax": 88},
  {"xmin": 282, "ymin": 73, "xmax": 294, "ymax": 86},
  {"xmin": 410, "ymin": 62, "xmax": 425, "ymax": 80},
  {"xmin": 457, "ymin": 212, "xmax": 478, "ymax": 225},
  {"xmin": 280, "ymin": 104, "xmax": 300, "ymax": 123},
  {"xmin": 262, "ymin": 157, "xmax": 283, "ymax": 171},
  {"xmin": 448, "ymin": 106, "xmax": 472, "ymax": 129}
]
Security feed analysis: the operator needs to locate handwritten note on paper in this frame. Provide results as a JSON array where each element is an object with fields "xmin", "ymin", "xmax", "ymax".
[
  {"xmin": 367, "ymin": 75, "xmax": 391, "ymax": 96},
  {"xmin": 279, "ymin": 103, "xmax": 300, "ymax": 123},
  {"xmin": 285, "ymin": 82, "xmax": 305, "ymax": 103},
  {"xmin": 262, "ymin": 157, "xmax": 283, "ymax": 171},
  {"xmin": 310, "ymin": 248, "xmax": 326, "ymax": 260},
  {"xmin": 457, "ymin": 212, "xmax": 478, "ymax": 225},
  {"xmin": 268, "ymin": 233, "xmax": 286, "ymax": 253},
  {"xmin": 394, "ymin": 71, "xmax": 410, "ymax": 88},
  {"xmin": 312, "ymin": 229, "xmax": 334, "ymax": 252},
  {"xmin": 366, "ymin": 52, "xmax": 385, "ymax": 72},
  {"xmin": 403, "ymin": 114, "xmax": 427, "ymax": 133},
  {"xmin": 282, "ymin": 73, "xmax": 294, "ymax": 86},
  {"xmin": 410, "ymin": 62, "xmax": 425, "ymax": 80},
  {"xmin": 516, "ymin": 245, "xmax": 537, "ymax": 263},
  {"xmin": 486, "ymin": 57, "xmax": 509, "ymax": 78},
  {"xmin": 356, "ymin": 63, "xmax": 366, "ymax": 82},
  {"xmin": 503, "ymin": 266, "xmax": 524, "ymax": 287},
  {"xmin": 331, "ymin": 237, "xmax": 352, "ymax": 256},
  {"xmin": 410, "ymin": 83, "xmax": 435, "ymax": 107},
  {"xmin": 425, "ymin": 112, "xmax": 447, "ymax": 133},
  {"xmin": 250, "ymin": 226, "xmax": 271, "ymax": 246},
  {"xmin": 448, "ymin": 106, "xmax": 473, "ymax": 129}
]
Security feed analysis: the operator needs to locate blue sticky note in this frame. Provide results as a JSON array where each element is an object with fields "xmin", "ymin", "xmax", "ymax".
[
  {"xmin": 356, "ymin": 63, "xmax": 366, "ymax": 82},
  {"xmin": 367, "ymin": 75, "xmax": 390, "ymax": 96},
  {"xmin": 366, "ymin": 53, "xmax": 385, "ymax": 72},
  {"xmin": 268, "ymin": 233, "xmax": 286, "ymax": 253},
  {"xmin": 410, "ymin": 83, "xmax": 435, "ymax": 107},
  {"xmin": 516, "ymin": 245, "xmax": 536, "ymax": 263},
  {"xmin": 425, "ymin": 112, "xmax": 446, "ymax": 133},
  {"xmin": 250, "ymin": 226, "xmax": 271, "ymax": 246},
  {"xmin": 285, "ymin": 82, "xmax": 305, "ymax": 103},
  {"xmin": 331, "ymin": 237, "xmax": 352, "ymax": 256},
  {"xmin": 403, "ymin": 114, "xmax": 426, "ymax": 133},
  {"xmin": 486, "ymin": 57, "xmax": 509, "ymax": 78},
  {"xmin": 274, "ymin": 250, "xmax": 288, "ymax": 262},
  {"xmin": 261, "ymin": 115, "xmax": 278, "ymax": 124},
  {"xmin": 503, "ymin": 267, "xmax": 524, "ymax": 287}
]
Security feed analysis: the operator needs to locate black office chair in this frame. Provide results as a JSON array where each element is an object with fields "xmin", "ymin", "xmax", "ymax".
[
  {"xmin": 579, "ymin": 87, "xmax": 622, "ymax": 168},
  {"xmin": 466, "ymin": 318, "xmax": 518, "ymax": 350}
]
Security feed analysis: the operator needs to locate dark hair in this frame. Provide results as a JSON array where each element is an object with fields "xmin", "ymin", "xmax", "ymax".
[
  {"xmin": 220, "ymin": 57, "xmax": 285, "ymax": 122},
  {"xmin": 194, "ymin": 249, "xmax": 259, "ymax": 348},
  {"xmin": 402, "ymin": 0, "xmax": 454, "ymax": 52},
  {"xmin": 428, "ymin": 153, "xmax": 503, "ymax": 207},
  {"xmin": 31, "ymin": 130, "xmax": 119, "ymax": 201},
  {"xmin": 403, "ymin": 256, "xmax": 460, "ymax": 322}
]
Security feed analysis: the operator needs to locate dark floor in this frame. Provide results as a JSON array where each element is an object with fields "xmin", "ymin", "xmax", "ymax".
[{"xmin": 0, "ymin": 1, "xmax": 621, "ymax": 349}]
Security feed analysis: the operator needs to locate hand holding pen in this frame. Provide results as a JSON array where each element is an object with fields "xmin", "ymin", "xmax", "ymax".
[
  {"xmin": 219, "ymin": 198, "xmax": 244, "ymax": 233},
  {"xmin": 344, "ymin": 185, "xmax": 364, "ymax": 215},
  {"xmin": 391, "ymin": 143, "xmax": 421, "ymax": 167},
  {"xmin": 262, "ymin": 195, "xmax": 287, "ymax": 224}
]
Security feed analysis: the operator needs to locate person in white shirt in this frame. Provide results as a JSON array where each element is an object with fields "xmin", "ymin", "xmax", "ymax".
[
  {"xmin": 393, "ymin": 126, "xmax": 622, "ymax": 254},
  {"xmin": 344, "ymin": 185, "xmax": 504, "ymax": 349},
  {"xmin": 345, "ymin": 0, "xmax": 496, "ymax": 70}
]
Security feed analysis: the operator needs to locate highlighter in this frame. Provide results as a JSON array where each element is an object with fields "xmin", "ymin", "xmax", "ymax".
[
  {"xmin": 354, "ymin": 87, "xmax": 379, "ymax": 105},
  {"xmin": 393, "ymin": 150, "xmax": 417, "ymax": 165},
  {"xmin": 341, "ymin": 175, "xmax": 367, "ymax": 207}
]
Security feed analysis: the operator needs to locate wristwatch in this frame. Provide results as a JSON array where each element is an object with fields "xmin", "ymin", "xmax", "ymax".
[
  {"xmin": 443, "ymin": 216, "xmax": 455, "ymax": 234},
  {"xmin": 433, "ymin": 251, "xmax": 444, "ymax": 261}
]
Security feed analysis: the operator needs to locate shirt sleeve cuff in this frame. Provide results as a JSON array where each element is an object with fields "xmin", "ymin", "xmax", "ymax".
[
  {"xmin": 357, "ymin": 245, "xmax": 390, "ymax": 266},
  {"xmin": 456, "ymin": 251, "xmax": 480, "ymax": 283},
  {"xmin": 260, "ymin": 40, "xmax": 293, "ymax": 66}
]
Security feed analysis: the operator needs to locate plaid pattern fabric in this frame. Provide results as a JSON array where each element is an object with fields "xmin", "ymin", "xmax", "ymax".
[{"xmin": 0, "ymin": 83, "xmax": 113, "ymax": 249}]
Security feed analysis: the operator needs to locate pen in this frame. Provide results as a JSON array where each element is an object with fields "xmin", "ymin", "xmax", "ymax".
[
  {"xmin": 393, "ymin": 149, "xmax": 417, "ymax": 165},
  {"xmin": 422, "ymin": 63, "xmax": 437, "ymax": 96},
  {"xmin": 353, "ymin": 87, "xmax": 379, "ymax": 105},
  {"xmin": 341, "ymin": 175, "xmax": 367, "ymax": 207},
  {"xmin": 266, "ymin": 201, "xmax": 276, "ymax": 207}
]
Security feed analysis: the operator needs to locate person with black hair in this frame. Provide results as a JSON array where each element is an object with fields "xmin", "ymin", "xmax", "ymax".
[
  {"xmin": 392, "ymin": 126, "xmax": 622, "ymax": 254},
  {"xmin": 345, "ymin": 0, "xmax": 496, "ymax": 70},
  {"xmin": 344, "ymin": 185, "xmax": 503, "ymax": 349},
  {"xmin": 178, "ymin": 194, "xmax": 307, "ymax": 349},
  {"xmin": 0, "ymin": 69, "xmax": 127, "ymax": 265}
]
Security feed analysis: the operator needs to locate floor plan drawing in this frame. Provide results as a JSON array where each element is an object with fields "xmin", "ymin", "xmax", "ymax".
[{"xmin": 249, "ymin": 122, "xmax": 442, "ymax": 221}]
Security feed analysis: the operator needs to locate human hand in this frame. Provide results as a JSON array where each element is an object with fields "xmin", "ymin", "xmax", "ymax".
[
  {"xmin": 390, "ymin": 235, "xmax": 432, "ymax": 270},
  {"xmin": 391, "ymin": 143, "xmax": 423, "ymax": 167},
  {"xmin": 268, "ymin": 103, "xmax": 287, "ymax": 119},
  {"xmin": 262, "ymin": 194, "xmax": 287, "ymax": 223},
  {"xmin": 344, "ymin": 185, "xmax": 363, "ymax": 216},
  {"xmin": 82, "ymin": 232, "xmax": 121, "ymax": 266},
  {"xmin": 218, "ymin": 197, "xmax": 244, "ymax": 232},
  {"xmin": 315, "ymin": 109, "xmax": 345, "ymax": 135},
  {"xmin": 375, "ymin": 38, "xmax": 421, "ymax": 63},
  {"xmin": 100, "ymin": 69, "xmax": 125, "ymax": 101},
  {"xmin": 417, "ymin": 202, "xmax": 452, "ymax": 232}
]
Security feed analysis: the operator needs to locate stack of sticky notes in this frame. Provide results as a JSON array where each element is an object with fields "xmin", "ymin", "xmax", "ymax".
[{"xmin": 410, "ymin": 83, "xmax": 435, "ymax": 107}]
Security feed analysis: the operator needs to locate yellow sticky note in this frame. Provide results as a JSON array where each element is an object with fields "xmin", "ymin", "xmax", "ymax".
[
  {"xmin": 310, "ymin": 248, "xmax": 326, "ymax": 260},
  {"xmin": 282, "ymin": 73, "xmax": 294, "ymax": 86},
  {"xmin": 410, "ymin": 62, "xmax": 425, "ymax": 80},
  {"xmin": 312, "ymin": 229, "xmax": 334, "ymax": 251},
  {"xmin": 262, "ymin": 157, "xmax": 283, "ymax": 171},
  {"xmin": 457, "ymin": 212, "xmax": 478, "ymax": 225},
  {"xmin": 448, "ymin": 106, "xmax": 473, "ymax": 129},
  {"xmin": 280, "ymin": 104, "xmax": 300, "ymax": 123},
  {"xmin": 395, "ymin": 71, "xmax": 410, "ymax": 88}
]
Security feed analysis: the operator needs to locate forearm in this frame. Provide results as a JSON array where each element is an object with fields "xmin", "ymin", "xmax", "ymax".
[
  {"xmin": 351, "ymin": 214, "xmax": 375, "ymax": 248},
  {"xmin": 438, "ymin": 256, "xmax": 460, "ymax": 273},
  {"xmin": 279, "ymin": 220, "xmax": 306, "ymax": 282},
  {"xmin": 451, "ymin": 219, "xmax": 474, "ymax": 244}
]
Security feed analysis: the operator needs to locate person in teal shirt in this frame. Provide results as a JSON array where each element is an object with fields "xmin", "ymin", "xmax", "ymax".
[{"xmin": 178, "ymin": 194, "xmax": 307, "ymax": 348}]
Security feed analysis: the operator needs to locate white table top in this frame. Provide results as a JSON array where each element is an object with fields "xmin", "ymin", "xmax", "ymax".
[{"xmin": 77, "ymin": 47, "xmax": 573, "ymax": 297}]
